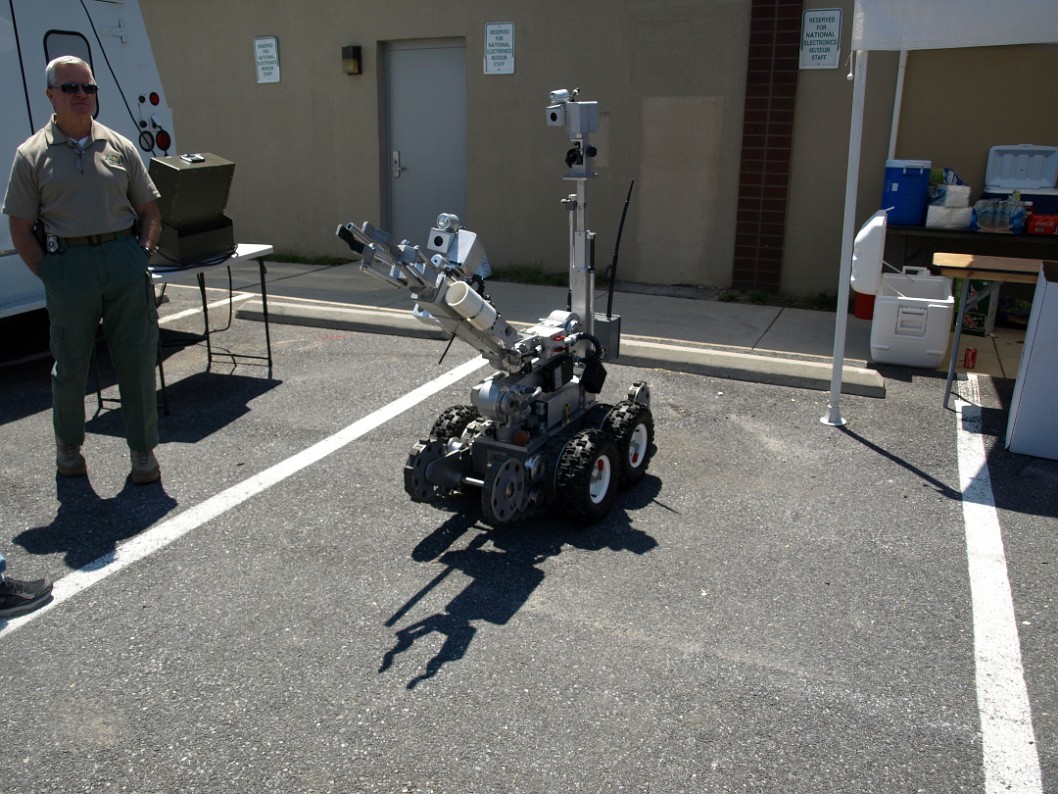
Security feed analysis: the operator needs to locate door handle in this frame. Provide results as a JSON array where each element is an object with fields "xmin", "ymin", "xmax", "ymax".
[{"xmin": 391, "ymin": 150, "xmax": 407, "ymax": 179}]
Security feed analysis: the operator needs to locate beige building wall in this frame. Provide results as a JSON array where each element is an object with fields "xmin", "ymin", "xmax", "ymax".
[{"xmin": 140, "ymin": 0, "xmax": 1058, "ymax": 298}]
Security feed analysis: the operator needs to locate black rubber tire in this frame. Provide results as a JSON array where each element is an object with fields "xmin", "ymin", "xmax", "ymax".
[
  {"xmin": 554, "ymin": 428, "xmax": 619, "ymax": 524},
  {"xmin": 605, "ymin": 401, "xmax": 654, "ymax": 488},
  {"xmin": 430, "ymin": 405, "xmax": 480, "ymax": 441},
  {"xmin": 404, "ymin": 438, "xmax": 446, "ymax": 502},
  {"xmin": 581, "ymin": 402, "xmax": 613, "ymax": 430}
]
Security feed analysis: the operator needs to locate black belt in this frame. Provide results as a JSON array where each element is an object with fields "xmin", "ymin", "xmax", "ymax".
[{"xmin": 63, "ymin": 228, "xmax": 134, "ymax": 246}]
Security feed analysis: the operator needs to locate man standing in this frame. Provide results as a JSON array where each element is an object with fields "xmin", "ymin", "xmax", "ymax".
[{"xmin": 3, "ymin": 56, "xmax": 163, "ymax": 484}]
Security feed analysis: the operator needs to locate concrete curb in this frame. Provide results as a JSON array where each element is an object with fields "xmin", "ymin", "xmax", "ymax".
[
  {"xmin": 244, "ymin": 299, "xmax": 447, "ymax": 340},
  {"xmin": 238, "ymin": 299, "xmax": 885, "ymax": 398},
  {"xmin": 617, "ymin": 339, "xmax": 884, "ymax": 397}
]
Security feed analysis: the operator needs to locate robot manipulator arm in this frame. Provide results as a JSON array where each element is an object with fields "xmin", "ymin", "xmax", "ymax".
[
  {"xmin": 336, "ymin": 221, "xmax": 436, "ymax": 291},
  {"xmin": 337, "ymin": 219, "xmax": 524, "ymax": 368},
  {"xmin": 335, "ymin": 223, "xmax": 365, "ymax": 255},
  {"xmin": 426, "ymin": 214, "xmax": 491, "ymax": 280}
]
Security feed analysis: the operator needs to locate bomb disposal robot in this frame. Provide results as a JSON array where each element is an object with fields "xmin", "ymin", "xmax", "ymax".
[{"xmin": 337, "ymin": 90, "xmax": 654, "ymax": 524}]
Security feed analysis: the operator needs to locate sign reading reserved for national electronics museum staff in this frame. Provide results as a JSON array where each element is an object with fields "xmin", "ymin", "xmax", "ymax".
[
  {"xmin": 800, "ymin": 8, "xmax": 841, "ymax": 69},
  {"xmin": 254, "ymin": 36, "xmax": 280, "ymax": 83},
  {"xmin": 484, "ymin": 23, "xmax": 514, "ymax": 74}
]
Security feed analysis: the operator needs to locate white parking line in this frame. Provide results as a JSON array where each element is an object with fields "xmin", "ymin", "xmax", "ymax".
[
  {"xmin": 954, "ymin": 375, "xmax": 1043, "ymax": 793},
  {"xmin": 0, "ymin": 354, "xmax": 487, "ymax": 638},
  {"xmin": 158, "ymin": 290, "xmax": 255, "ymax": 324}
]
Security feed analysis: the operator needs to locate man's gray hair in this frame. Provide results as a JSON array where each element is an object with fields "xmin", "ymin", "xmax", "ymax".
[{"xmin": 45, "ymin": 56, "xmax": 93, "ymax": 88}]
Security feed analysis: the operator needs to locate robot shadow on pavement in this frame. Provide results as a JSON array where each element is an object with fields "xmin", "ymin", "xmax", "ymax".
[
  {"xmin": 338, "ymin": 90, "xmax": 656, "ymax": 527},
  {"xmin": 378, "ymin": 485, "xmax": 661, "ymax": 689}
]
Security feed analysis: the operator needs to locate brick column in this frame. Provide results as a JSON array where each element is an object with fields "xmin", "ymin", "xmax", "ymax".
[{"xmin": 731, "ymin": 0, "xmax": 803, "ymax": 292}]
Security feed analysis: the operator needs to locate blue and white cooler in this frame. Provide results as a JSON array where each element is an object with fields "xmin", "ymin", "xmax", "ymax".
[{"xmin": 881, "ymin": 159, "xmax": 932, "ymax": 225}]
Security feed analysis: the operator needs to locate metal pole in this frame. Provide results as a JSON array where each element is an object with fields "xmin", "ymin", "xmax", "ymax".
[
  {"xmin": 822, "ymin": 49, "xmax": 869, "ymax": 428},
  {"xmin": 887, "ymin": 50, "xmax": 908, "ymax": 159}
]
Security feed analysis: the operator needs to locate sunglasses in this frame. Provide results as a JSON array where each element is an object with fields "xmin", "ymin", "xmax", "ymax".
[{"xmin": 52, "ymin": 82, "xmax": 98, "ymax": 95}]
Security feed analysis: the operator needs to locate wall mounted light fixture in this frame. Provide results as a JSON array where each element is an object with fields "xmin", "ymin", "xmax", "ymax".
[{"xmin": 342, "ymin": 45, "xmax": 362, "ymax": 75}]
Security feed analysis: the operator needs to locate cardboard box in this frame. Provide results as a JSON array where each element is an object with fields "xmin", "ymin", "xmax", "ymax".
[
  {"xmin": 1027, "ymin": 214, "xmax": 1058, "ymax": 235},
  {"xmin": 953, "ymin": 279, "xmax": 999, "ymax": 337}
]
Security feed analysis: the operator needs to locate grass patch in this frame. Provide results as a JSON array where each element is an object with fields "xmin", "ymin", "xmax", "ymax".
[
  {"xmin": 270, "ymin": 250, "xmax": 353, "ymax": 266},
  {"xmin": 717, "ymin": 288, "xmax": 839, "ymax": 312},
  {"xmin": 488, "ymin": 263, "xmax": 571, "ymax": 287}
]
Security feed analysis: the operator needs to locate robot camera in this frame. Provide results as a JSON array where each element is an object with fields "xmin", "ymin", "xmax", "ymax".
[{"xmin": 546, "ymin": 104, "xmax": 566, "ymax": 127}]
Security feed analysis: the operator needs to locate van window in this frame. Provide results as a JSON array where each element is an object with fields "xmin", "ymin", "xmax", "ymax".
[
  {"xmin": 44, "ymin": 32, "xmax": 98, "ymax": 117},
  {"xmin": 44, "ymin": 32, "xmax": 93, "ymax": 69}
]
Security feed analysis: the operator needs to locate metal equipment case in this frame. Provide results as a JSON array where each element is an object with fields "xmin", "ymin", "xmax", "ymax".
[{"xmin": 148, "ymin": 153, "xmax": 235, "ymax": 264}]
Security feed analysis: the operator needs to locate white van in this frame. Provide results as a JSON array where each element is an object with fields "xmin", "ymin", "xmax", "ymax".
[{"xmin": 1, "ymin": 0, "xmax": 174, "ymax": 318}]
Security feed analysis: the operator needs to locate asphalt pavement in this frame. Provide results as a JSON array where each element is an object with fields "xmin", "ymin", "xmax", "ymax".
[{"xmin": 0, "ymin": 265, "xmax": 1055, "ymax": 793}]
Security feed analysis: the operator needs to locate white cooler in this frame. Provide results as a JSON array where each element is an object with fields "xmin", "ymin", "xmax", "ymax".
[
  {"xmin": 980, "ymin": 143, "xmax": 1058, "ymax": 216},
  {"xmin": 870, "ymin": 267, "xmax": 954, "ymax": 368}
]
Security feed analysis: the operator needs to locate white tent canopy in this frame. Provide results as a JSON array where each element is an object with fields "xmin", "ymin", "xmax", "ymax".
[
  {"xmin": 852, "ymin": 0, "xmax": 1058, "ymax": 51},
  {"xmin": 823, "ymin": 0, "xmax": 1058, "ymax": 426}
]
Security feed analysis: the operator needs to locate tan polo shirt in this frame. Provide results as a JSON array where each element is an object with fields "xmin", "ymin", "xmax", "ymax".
[{"xmin": 2, "ymin": 116, "xmax": 160, "ymax": 238}]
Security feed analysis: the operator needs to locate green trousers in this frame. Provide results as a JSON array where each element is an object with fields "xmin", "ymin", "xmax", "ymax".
[{"xmin": 39, "ymin": 236, "xmax": 159, "ymax": 451}]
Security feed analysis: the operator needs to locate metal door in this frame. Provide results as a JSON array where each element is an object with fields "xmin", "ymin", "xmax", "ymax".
[{"xmin": 385, "ymin": 39, "xmax": 466, "ymax": 246}]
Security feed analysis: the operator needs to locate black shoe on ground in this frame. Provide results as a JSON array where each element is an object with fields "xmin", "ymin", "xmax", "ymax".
[
  {"xmin": 0, "ymin": 577, "xmax": 54, "ymax": 618},
  {"xmin": 56, "ymin": 440, "xmax": 87, "ymax": 478}
]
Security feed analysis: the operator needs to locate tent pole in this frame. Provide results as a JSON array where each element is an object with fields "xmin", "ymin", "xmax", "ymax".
[
  {"xmin": 887, "ymin": 50, "xmax": 908, "ymax": 158},
  {"xmin": 822, "ymin": 49, "xmax": 869, "ymax": 428}
]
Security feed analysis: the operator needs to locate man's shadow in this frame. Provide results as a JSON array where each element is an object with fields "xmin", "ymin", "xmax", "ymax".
[
  {"xmin": 379, "ymin": 476, "xmax": 663, "ymax": 689},
  {"xmin": 13, "ymin": 474, "xmax": 178, "ymax": 570}
]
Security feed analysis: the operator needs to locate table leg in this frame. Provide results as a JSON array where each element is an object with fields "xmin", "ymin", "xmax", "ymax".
[
  {"xmin": 944, "ymin": 277, "xmax": 1005, "ymax": 408},
  {"xmin": 257, "ymin": 257, "xmax": 273, "ymax": 377},
  {"xmin": 157, "ymin": 348, "xmax": 170, "ymax": 416},
  {"xmin": 943, "ymin": 278, "xmax": 971, "ymax": 409},
  {"xmin": 196, "ymin": 271, "xmax": 213, "ymax": 371}
]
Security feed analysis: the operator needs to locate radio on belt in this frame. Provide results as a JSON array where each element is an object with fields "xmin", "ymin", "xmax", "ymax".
[{"xmin": 336, "ymin": 88, "xmax": 655, "ymax": 526}]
